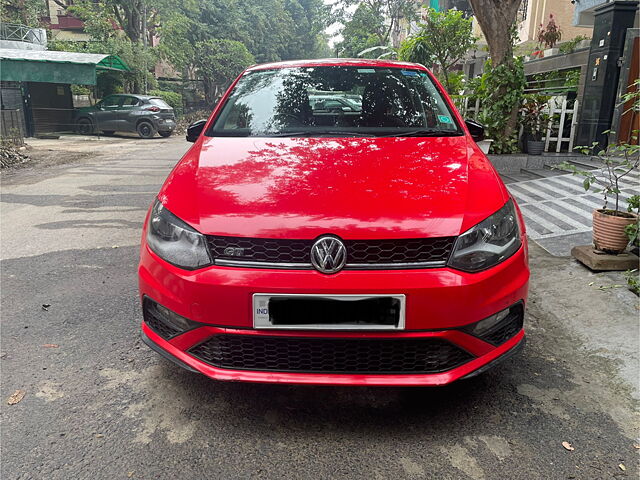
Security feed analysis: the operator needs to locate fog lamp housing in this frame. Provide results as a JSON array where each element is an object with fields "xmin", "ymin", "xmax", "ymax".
[
  {"xmin": 143, "ymin": 297, "xmax": 199, "ymax": 340},
  {"xmin": 462, "ymin": 302, "xmax": 524, "ymax": 346}
]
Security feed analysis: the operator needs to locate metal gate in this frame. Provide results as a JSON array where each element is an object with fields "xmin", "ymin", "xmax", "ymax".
[{"xmin": 0, "ymin": 81, "xmax": 27, "ymax": 139}]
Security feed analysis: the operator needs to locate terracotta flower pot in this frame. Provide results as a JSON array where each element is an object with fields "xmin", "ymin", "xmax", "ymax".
[{"xmin": 592, "ymin": 209, "xmax": 638, "ymax": 254}]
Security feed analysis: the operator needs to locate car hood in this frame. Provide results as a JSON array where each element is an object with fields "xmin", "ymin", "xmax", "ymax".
[{"xmin": 159, "ymin": 136, "xmax": 509, "ymax": 239}]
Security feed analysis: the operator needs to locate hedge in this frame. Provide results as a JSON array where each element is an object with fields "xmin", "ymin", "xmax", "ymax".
[{"xmin": 148, "ymin": 89, "xmax": 184, "ymax": 116}]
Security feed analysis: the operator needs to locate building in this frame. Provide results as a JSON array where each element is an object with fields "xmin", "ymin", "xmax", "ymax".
[
  {"xmin": 0, "ymin": 25, "xmax": 128, "ymax": 138},
  {"xmin": 517, "ymin": 0, "xmax": 593, "ymax": 45},
  {"xmin": 571, "ymin": 0, "xmax": 639, "ymax": 146},
  {"xmin": 41, "ymin": 0, "xmax": 91, "ymax": 42}
]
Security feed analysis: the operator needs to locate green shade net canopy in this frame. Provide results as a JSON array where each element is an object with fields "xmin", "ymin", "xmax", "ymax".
[{"xmin": 0, "ymin": 49, "xmax": 130, "ymax": 85}]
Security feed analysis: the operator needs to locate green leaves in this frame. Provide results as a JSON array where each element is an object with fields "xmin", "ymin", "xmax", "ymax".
[
  {"xmin": 194, "ymin": 39, "xmax": 254, "ymax": 105},
  {"xmin": 397, "ymin": 8, "xmax": 476, "ymax": 94},
  {"xmin": 336, "ymin": 4, "xmax": 387, "ymax": 58},
  {"xmin": 565, "ymin": 129, "xmax": 640, "ymax": 212},
  {"xmin": 478, "ymin": 57, "xmax": 525, "ymax": 153}
]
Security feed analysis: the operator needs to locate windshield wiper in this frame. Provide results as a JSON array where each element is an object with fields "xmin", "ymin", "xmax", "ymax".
[
  {"xmin": 379, "ymin": 129, "xmax": 462, "ymax": 137},
  {"xmin": 262, "ymin": 131, "xmax": 375, "ymax": 138}
]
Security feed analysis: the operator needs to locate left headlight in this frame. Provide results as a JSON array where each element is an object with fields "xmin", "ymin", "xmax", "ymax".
[
  {"xmin": 448, "ymin": 199, "xmax": 521, "ymax": 273},
  {"xmin": 146, "ymin": 200, "xmax": 211, "ymax": 269}
]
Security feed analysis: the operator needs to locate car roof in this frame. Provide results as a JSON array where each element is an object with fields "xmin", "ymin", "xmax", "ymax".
[
  {"xmin": 107, "ymin": 94, "xmax": 158, "ymax": 99},
  {"xmin": 246, "ymin": 58, "xmax": 427, "ymax": 72}
]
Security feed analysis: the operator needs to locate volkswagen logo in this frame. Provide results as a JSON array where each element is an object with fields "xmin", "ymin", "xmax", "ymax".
[{"xmin": 310, "ymin": 236, "xmax": 347, "ymax": 274}]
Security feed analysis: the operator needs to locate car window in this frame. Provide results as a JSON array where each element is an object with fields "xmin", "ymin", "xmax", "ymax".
[
  {"xmin": 149, "ymin": 98, "xmax": 170, "ymax": 109},
  {"xmin": 121, "ymin": 97, "xmax": 140, "ymax": 107},
  {"xmin": 209, "ymin": 66, "xmax": 461, "ymax": 137},
  {"xmin": 101, "ymin": 96, "xmax": 121, "ymax": 108}
]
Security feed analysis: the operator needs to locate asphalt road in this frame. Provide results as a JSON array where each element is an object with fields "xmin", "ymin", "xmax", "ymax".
[{"xmin": 1, "ymin": 136, "xmax": 638, "ymax": 480}]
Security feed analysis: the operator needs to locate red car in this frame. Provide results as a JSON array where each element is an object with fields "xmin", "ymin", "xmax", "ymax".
[{"xmin": 139, "ymin": 59, "xmax": 529, "ymax": 386}]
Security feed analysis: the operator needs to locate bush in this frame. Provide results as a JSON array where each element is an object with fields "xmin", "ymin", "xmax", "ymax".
[
  {"xmin": 478, "ymin": 57, "xmax": 526, "ymax": 153},
  {"xmin": 443, "ymin": 72, "xmax": 465, "ymax": 96},
  {"xmin": 559, "ymin": 35, "xmax": 590, "ymax": 54},
  {"xmin": 148, "ymin": 90, "xmax": 184, "ymax": 116}
]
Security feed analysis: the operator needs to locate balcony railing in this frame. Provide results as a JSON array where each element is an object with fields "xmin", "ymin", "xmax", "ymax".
[{"xmin": 0, "ymin": 23, "xmax": 46, "ymax": 45}]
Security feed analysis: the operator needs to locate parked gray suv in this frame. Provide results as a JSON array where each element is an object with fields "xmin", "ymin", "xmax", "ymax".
[{"xmin": 74, "ymin": 94, "xmax": 176, "ymax": 139}]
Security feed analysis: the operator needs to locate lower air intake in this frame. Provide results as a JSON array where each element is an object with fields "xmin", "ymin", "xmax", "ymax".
[{"xmin": 189, "ymin": 335, "xmax": 473, "ymax": 374}]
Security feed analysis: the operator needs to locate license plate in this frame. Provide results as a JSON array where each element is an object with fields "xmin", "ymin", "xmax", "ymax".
[{"xmin": 253, "ymin": 294, "xmax": 406, "ymax": 330}]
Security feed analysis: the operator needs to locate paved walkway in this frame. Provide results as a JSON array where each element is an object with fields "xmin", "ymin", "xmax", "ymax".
[{"xmin": 505, "ymin": 170, "xmax": 639, "ymax": 256}]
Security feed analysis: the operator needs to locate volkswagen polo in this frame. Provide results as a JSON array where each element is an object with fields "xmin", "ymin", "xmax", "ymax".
[{"xmin": 138, "ymin": 59, "xmax": 529, "ymax": 386}]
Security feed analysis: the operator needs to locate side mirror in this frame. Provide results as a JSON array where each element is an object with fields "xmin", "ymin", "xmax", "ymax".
[
  {"xmin": 465, "ymin": 119, "xmax": 485, "ymax": 142},
  {"xmin": 186, "ymin": 119, "xmax": 207, "ymax": 142}
]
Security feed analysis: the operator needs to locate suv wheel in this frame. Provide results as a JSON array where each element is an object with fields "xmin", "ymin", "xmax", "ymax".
[
  {"xmin": 137, "ymin": 121, "xmax": 155, "ymax": 139},
  {"xmin": 76, "ymin": 118, "xmax": 93, "ymax": 135}
]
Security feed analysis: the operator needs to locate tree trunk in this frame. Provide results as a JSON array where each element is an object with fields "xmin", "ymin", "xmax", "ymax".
[
  {"xmin": 468, "ymin": 0, "xmax": 521, "ymax": 67},
  {"xmin": 468, "ymin": 0, "xmax": 523, "ymax": 142},
  {"xmin": 113, "ymin": 1, "xmax": 143, "ymax": 43}
]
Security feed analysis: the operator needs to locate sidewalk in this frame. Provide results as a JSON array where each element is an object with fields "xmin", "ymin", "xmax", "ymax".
[
  {"xmin": 507, "ymin": 170, "xmax": 638, "ymax": 256},
  {"xmin": 489, "ymin": 153, "xmax": 639, "ymax": 257}
]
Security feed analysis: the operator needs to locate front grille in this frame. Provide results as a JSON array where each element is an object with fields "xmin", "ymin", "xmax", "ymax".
[
  {"xmin": 189, "ymin": 335, "xmax": 473, "ymax": 374},
  {"xmin": 206, "ymin": 236, "xmax": 455, "ymax": 269},
  {"xmin": 346, "ymin": 238, "xmax": 454, "ymax": 264}
]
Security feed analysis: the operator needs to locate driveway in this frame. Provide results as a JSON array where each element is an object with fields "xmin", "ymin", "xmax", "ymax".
[{"xmin": 1, "ymin": 137, "xmax": 638, "ymax": 479}]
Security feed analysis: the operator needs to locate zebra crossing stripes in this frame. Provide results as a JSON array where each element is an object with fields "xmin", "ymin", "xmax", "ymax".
[{"xmin": 507, "ymin": 171, "xmax": 639, "ymax": 240}]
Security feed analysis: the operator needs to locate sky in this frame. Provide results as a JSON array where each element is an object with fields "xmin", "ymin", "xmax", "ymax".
[{"xmin": 324, "ymin": 0, "xmax": 358, "ymax": 47}]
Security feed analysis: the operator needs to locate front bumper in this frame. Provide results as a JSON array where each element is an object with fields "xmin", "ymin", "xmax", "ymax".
[{"xmin": 138, "ymin": 243, "xmax": 529, "ymax": 386}]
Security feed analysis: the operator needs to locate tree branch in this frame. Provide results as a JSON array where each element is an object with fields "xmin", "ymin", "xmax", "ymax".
[
  {"xmin": 51, "ymin": 0, "xmax": 68, "ymax": 10},
  {"xmin": 113, "ymin": 5, "xmax": 125, "ymax": 30}
]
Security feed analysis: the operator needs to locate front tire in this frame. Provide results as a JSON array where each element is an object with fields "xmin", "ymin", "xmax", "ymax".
[
  {"xmin": 76, "ymin": 118, "xmax": 93, "ymax": 135},
  {"xmin": 158, "ymin": 130, "xmax": 172, "ymax": 138},
  {"xmin": 137, "ymin": 121, "xmax": 156, "ymax": 139}
]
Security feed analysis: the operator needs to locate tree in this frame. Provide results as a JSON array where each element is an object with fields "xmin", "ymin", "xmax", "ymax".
[
  {"xmin": 468, "ymin": 0, "xmax": 521, "ymax": 68},
  {"xmin": 468, "ymin": 0, "xmax": 524, "ymax": 153},
  {"xmin": 334, "ymin": 0, "xmax": 418, "ymax": 51},
  {"xmin": 49, "ymin": 37, "xmax": 158, "ymax": 96},
  {"xmin": 1, "ymin": 0, "xmax": 45, "ymax": 26},
  {"xmin": 398, "ymin": 8, "xmax": 476, "ymax": 93},
  {"xmin": 336, "ymin": 4, "xmax": 385, "ymax": 58},
  {"xmin": 194, "ymin": 39, "xmax": 255, "ymax": 106},
  {"xmin": 157, "ymin": 0, "xmax": 329, "ymax": 74}
]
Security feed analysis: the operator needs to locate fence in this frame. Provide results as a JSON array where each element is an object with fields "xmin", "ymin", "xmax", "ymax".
[
  {"xmin": 455, "ymin": 95, "xmax": 580, "ymax": 153},
  {"xmin": 544, "ymin": 97, "xmax": 580, "ymax": 153},
  {"xmin": 1, "ymin": 110, "xmax": 25, "ymax": 146},
  {"xmin": 0, "ymin": 23, "xmax": 46, "ymax": 45}
]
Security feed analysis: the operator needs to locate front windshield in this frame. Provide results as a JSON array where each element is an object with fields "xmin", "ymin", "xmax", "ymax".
[{"xmin": 208, "ymin": 66, "xmax": 462, "ymax": 137}]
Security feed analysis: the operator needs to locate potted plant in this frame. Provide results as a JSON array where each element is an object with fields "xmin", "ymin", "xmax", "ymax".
[
  {"xmin": 537, "ymin": 14, "xmax": 562, "ymax": 57},
  {"xmin": 561, "ymin": 132, "xmax": 640, "ymax": 254},
  {"xmin": 520, "ymin": 95, "xmax": 550, "ymax": 155}
]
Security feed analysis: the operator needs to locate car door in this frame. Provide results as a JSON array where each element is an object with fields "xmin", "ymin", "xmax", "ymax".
[
  {"xmin": 117, "ymin": 96, "xmax": 142, "ymax": 133},
  {"xmin": 93, "ymin": 95, "xmax": 121, "ymax": 131}
]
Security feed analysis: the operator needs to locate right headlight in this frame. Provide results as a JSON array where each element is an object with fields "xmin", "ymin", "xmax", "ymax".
[
  {"xmin": 146, "ymin": 200, "xmax": 211, "ymax": 270},
  {"xmin": 448, "ymin": 199, "xmax": 521, "ymax": 273}
]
